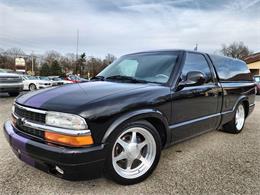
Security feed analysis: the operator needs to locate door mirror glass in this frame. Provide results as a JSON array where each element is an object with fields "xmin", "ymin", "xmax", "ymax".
[
  {"xmin": 178, "ymin": 71, "xmax": 206, "ymax": 90},
  {"xmin": 186, "ymin": 71, "xmax": 206, "ymax": 85}
]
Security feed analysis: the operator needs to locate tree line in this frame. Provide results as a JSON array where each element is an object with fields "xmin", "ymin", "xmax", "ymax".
[
  {"xmin": 0, "ymin": 48, "xmax": 116, "ymax": 78},
  {"xmin": 0, "ymin": 41, "xmax": 253, "ymax": 78}
]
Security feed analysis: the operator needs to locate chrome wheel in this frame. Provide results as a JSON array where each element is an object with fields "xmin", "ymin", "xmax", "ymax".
[
  {"xmin": 235, "ymin": 104, "xmax": 245, "ymax": 131},
  {"xmin": 112, "ymin": 127, "xmax": 156, "ymax": 179}
]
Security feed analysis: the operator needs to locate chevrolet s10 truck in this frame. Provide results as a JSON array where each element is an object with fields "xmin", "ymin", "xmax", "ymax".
[{"xmin": 4, "ymin": 50, "xmax": 256, "ymax": 185}]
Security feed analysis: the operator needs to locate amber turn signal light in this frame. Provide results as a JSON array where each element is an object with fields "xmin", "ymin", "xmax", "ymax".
[
  {"xmin": 44, "ymin": 132, "xmax": 94, "ymax": 147},
  {"xmin": 11, "ymin": 114, "xmax": 17, "ymax": 125}
]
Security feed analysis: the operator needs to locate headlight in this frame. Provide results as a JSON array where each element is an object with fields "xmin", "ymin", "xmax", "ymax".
[
  {"xmin": 45, "ymin": 112, "xmax": 88, "ymax": 130},
  {"xmin": 38, "ymin": 83, "xmax": 45, "ymax": 85}
]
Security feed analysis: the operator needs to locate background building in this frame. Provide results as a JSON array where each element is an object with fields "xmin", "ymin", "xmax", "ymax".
[{"xmin": 244, "ymin": 53, "xmax": 260, "ymax": 76}]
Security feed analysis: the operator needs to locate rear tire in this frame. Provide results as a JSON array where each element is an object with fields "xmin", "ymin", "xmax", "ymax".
[
  {"xmin": 223, "ymin": 102, "xmax": 246, "ymax": 134},
  {"xmin": 105, "ymin": 120, "xmax": 161, "ymax": 185},
  {"xmin": 8, "ymin": 92, "xmax": 19, "ymax": 97}
]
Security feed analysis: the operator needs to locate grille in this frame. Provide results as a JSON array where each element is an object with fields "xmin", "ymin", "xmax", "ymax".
[
  {"xmin": 16, "ymin": 123, "xmax": 44, "ymax": 139},
  {"xmin": 14, "ymin": 105, "xmax": 46, "ymax": 123},
  {"xmin": 14, "ymin": 104, "xmax": 46, "ymax": 139}
]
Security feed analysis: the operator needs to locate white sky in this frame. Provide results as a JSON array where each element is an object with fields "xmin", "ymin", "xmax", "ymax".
[{"xmin": 0, "ymin": 0, "xmax": 260, "ymax": 57}]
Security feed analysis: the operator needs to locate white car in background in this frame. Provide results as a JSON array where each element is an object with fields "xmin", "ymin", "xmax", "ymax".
[
  {"xmin": 22, "ymin": 76, "xmax": 52, "ymax": 91},
  {"xmin": 35, "ymin": 76, "xmax": 64, "ymax": 86},
  {"xmin": 49, "ymin": 76, "xmax": 74, "ymax": 85}
]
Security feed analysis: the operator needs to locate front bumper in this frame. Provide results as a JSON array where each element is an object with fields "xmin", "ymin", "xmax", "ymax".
[
  {"xmin": 38, "ymin": 84, "xmax": 52, "ymax": 89},
  {"xmin": 3, "ymin": 121, "xmax": 108, "ymax": 180}
]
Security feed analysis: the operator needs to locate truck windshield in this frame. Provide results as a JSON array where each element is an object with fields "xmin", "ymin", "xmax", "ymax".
[{"xmin": 98, "ymin": 52, "xmax": 179, "ymax": 84}]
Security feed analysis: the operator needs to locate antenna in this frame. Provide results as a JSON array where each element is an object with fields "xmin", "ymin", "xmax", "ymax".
[
  {"xmin": 194, "ymin": 43, "xmax": 198, "ymax": 51},
  {"xmin": 75, "ymin": 29, "xmax": 79, "ymax": 74},
  {"xmin": 31, "ymin": 50, "xmax": 34, "ymax": 75}
]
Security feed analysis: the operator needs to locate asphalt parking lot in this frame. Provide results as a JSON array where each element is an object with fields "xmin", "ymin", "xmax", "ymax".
[{"xmin": 0, "ymin": 93, "xmax": 259, "ymax": 195}]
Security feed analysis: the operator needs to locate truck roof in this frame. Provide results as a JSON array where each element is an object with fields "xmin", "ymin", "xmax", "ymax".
[{"xmin": 126, "ymin": 49, "xmax": 245, "ymax": 63}]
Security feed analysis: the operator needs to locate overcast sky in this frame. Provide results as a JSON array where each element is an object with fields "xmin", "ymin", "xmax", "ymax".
[{"xmin": 0, "ymin": 0, "xmax": 260, "ymax": 57}]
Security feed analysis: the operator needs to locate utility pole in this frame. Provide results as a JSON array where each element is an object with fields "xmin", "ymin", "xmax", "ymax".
[
  {"xmin": 31, "ymin": 51, "xmax": 34, "ymax": 75},
  {"xmin": 76, "ymin": 29, "xmax": 79, "ymax": 74},
  {"xmin": 76, "ymin": 29, "xmax": 79, "ymax": 60}
]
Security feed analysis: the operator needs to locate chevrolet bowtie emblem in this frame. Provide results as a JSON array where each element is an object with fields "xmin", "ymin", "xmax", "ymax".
[{"xmin": 17, "ymin": 118, "xmax": 25, "ymax": 126}]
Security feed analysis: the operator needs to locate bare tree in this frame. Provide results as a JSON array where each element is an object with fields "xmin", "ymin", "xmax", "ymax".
[
  {"xmin": 44, "ymin": 50, "xmax": 61, "ymax": 65},
  {"xmin": 220, "ymin": 41, "xmax": 253, "ymax": 60},
  {"xmin": 86, "ymin": 57, "xmax": 103, "ymax": 78},
  {"xmin": 5, "ymin": 48, "xmax": 25, "ymax": 57},
  {"xmin": 104, "ymin": 53, "xmax": 116, "ymax": 65},
  {"xmin": 0, "ymin": 48, "xmax": 4, "ymax": 53},
  {"xmin": 0, "ymin": 47, "xmax": 116, "ymax": 76},
  {"xmin": 0, "ymin": 48, "xmax": 25, "ymax": 70},
  {"xmin": 66, "ymin": 53, "xmax": 76, "ymax": 62}
]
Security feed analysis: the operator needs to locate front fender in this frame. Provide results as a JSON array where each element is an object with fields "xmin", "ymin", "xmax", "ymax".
[{"xmin": 101, "ymin": 109, "xmax": 170, "ymax": 145}]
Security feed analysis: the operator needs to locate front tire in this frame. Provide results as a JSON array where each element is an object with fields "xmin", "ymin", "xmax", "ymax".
[
  {"xmin": 29, "ymin": 83, "xmax": 37, "ymax": 91},
  {"xmin": 105, "ymin": 120, "xmax": 161, "ymax": 185},
  {"xmin": 223, "ymin": 102, "xmax": 246, "ymax": 134}
]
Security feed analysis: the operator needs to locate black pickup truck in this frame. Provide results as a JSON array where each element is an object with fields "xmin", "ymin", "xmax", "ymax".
[{"xmin": 4, "ymin": 50, "xmax": 256, "ymax": 185}]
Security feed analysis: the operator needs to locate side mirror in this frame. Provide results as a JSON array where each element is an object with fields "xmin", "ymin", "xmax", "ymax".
[{"xmin": 177, "ymin": 71, "xmax": 206, "ymax": 90}]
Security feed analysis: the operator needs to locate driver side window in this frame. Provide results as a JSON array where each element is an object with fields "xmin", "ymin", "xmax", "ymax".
[{"xmin": 182, "ymin": 53, "xmax": 213, "ymax": 83}]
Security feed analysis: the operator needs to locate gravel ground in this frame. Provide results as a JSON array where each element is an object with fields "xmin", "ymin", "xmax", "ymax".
[{"xmin": 0, "ymin": 93, "xmax": 259, "ymax": 195}]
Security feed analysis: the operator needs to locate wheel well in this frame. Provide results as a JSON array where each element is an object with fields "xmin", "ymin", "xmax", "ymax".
[
  {"xmin": 145, "ymin": 117, "xmax": 167, "ymax": 147},
  {"xmin": 242, "ymin": 100, "xmax": 249, "ymax": 117}
]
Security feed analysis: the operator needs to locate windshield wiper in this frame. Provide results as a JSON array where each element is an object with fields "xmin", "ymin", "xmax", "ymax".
[
  {"xmin": 90, "ymin": 75, "xmax": 105, "ymax": 81},
  {"xmin": 106, "ymin": 75, "xmax": 147, "ymax": 83}
]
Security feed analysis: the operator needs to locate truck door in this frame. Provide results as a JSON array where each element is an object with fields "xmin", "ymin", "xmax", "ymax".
[{"xmin": 170, "ymin": 52, "xmax": 222, "ymax": 143}]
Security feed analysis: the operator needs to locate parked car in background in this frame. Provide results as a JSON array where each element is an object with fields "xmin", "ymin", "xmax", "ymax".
[
  {"xmin": 50, "ymin": 77, "xmax": 73, "ymax": 85},
  {"xmin": 62, "ymin": 75, "xmax": 88, "ymax": 83},
  {"xmin": 254, "ymin": 76, "xmax": 260, "ymax": 94},
  {"xmin": 35, "ymin": 76, "xmax": 64, "ymax": 86},
  {"xmin": 0, "ymin": 68, "xmax": 15, "ymax": 73},
  {"xmin": 3, "ymin": 50, "xmax": 255, "ymax": 185},
  {"xmin": 22, "ymin": 76, "xmax": 52, "ymax": 91},
  {"xmin": 0, "ymin": 70, "xmax": 23, "ymax": 96}
]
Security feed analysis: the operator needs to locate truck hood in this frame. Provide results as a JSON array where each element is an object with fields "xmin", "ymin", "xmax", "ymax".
[{"xmin": 16, "ymin": 81, "xmax": 149, "ymax": 113}]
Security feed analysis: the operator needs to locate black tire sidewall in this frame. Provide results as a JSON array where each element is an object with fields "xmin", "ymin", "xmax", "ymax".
[
  {"xmin": 104, "ymin": 120, "xmax": 162, "ymax": 185},
  {"xmin": 224, "ymin": 102, "xmax": 246, "ymax": 134},
  {"xmin": 29, "ymin": 84, "xmax": 36, "ymax": 91}
]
